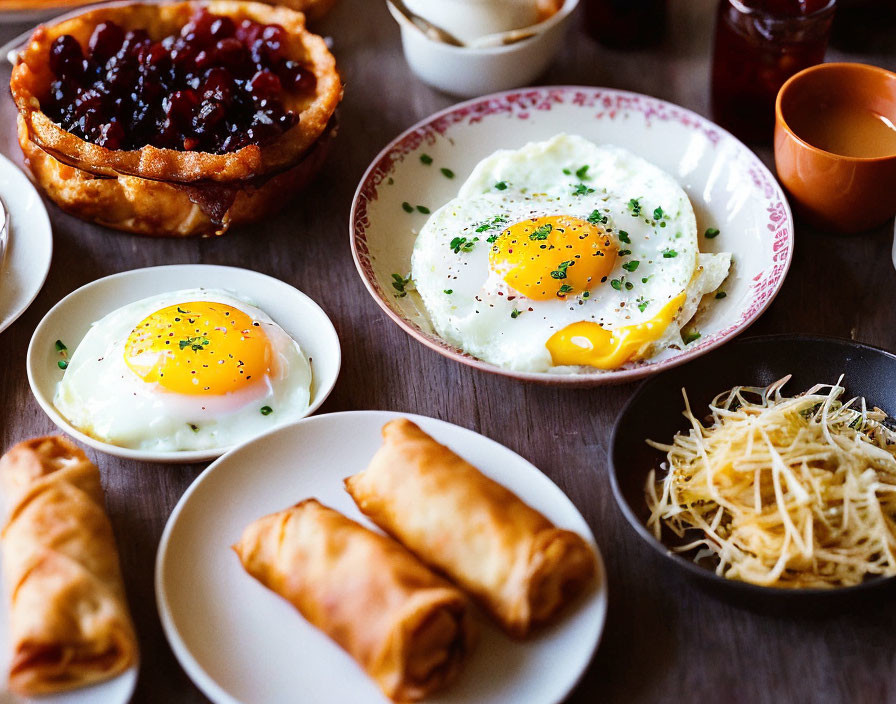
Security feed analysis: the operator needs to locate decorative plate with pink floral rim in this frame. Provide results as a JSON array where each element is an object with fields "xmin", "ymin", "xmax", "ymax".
[{"xmin": 350, "ymin": 86, "xmax": 793, "ymax": 386}]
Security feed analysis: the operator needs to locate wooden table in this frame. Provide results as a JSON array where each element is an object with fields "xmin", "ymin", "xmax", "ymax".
[{"xmin": 1, "ymin": 1, "xmax": 895, "ymax": 702}]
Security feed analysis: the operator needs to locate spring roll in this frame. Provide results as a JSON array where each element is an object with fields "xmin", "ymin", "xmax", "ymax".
[
  {"xmin": 345, "ymin": 419, "xmax": 597, "ymax": 639},
  {"xmin": 232, "ymin": 498, "xmax": 476, "ymax": 702},
  {"xmin": 0, "ymin": 436, "xmax": 137, "ymax": 696}
]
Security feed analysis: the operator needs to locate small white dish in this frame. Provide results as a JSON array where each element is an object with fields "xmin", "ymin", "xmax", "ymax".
[
  {"xmin": 156, "ymin": 410, "xmax": 607, "ymax": 704},
  {"xmin": 27, "ymin": 265, "xmax": 341, "ymax": 464},
  {"xmin": 351, "ymin": 86, "xmax": 795, "ymax": 386},
  {"xmin": 387, "ymin": 0, "xmax": 579, "ymax": 97},
  {"xmin": 0, "ymin": 152, "xmax": 52, "ymax": 336},
  {"xmin": 403, "ymin": 0, "xmax": 541, "ymax": 44}
]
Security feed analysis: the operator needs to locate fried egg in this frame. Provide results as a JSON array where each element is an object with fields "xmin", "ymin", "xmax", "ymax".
[
  {"xmin": 411, "ymin": 134, "xmax": 731, "ymax": 372},
  {"xmin": 54, "ymin": 289, "xmax": 312, "ymax": 451}
]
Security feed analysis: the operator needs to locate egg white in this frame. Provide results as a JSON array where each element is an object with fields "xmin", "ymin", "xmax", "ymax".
[
  {"xmin": 411, "ymin": 134, "xmax": 731, "ymax": 372},
  {"xmin": 54, "ymin": 288, "xmax": 312, "ymax": 452}
]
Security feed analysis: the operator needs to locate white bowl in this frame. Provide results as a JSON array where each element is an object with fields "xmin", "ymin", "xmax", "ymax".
[
  {"xmin": 350, "ymin": 86, "xmax": 795, "ymax": 386},
  {"xmin": 27, "ymin": 265, "xmax": 341, "ymax": 464},
  {"xmin": 403, "ymin": 0, "xmax": 541, "ymax": 43},
  {"xmin": 387, "ymin": 0, "xmax": 579, "ymax": 97}
]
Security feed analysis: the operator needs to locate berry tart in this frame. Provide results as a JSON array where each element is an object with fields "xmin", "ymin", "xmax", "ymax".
[{"xmin": 10, "ymin": 1, "xmax": 342, "ymax": 237}]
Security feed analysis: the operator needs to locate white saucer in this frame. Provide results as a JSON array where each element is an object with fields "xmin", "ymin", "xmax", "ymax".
[
  {"xmin": 156, "ymin": 410, "xmax": 608, "ymax": 704},
  {"xmin": 27, "ymin": 265, "xmax": 341, "ymax": 464},
  {"xmin": 0, "ymin": 152, "xmax": 52, "ymax": 336}
]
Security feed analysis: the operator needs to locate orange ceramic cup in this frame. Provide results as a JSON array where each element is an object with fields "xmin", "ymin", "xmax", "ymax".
[{"xmin": 774, "ymin": 62, "xmax": 896, "ymax": 234}]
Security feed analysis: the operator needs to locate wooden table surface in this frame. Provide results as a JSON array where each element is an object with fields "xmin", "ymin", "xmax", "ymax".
[{"xmin": 1, "ymin": 1, "xmax": 895, "ymax": 702}]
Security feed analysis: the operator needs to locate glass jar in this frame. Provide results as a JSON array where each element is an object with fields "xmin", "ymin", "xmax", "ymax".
[{"xmin": 711, "ymin": 0, "xmax": 836, "ymax": 144}]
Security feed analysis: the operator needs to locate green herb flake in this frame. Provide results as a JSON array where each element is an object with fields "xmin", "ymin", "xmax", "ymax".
[
  {"xmin": 440, "ymin": 167, "xmax": 455, "ymax": 179},
  {"xmin": 705, "ymin": 227, "xmax": 720, "ymax": 239},
  {"xmin": 510, "ymin": 309, "xmax": 521, "ymax": 319},
  {"xmin": 54, "ymin": 340, "xmax": 67, "ymax": 352},
  {"xmin": 618, "ymin": 230, "xmax": 631, "ymax": 243},
  {"xmin": 610, "ymin": 279, "xmax": 622, "ymax": 291},
  {"xmin": 57, "ymin": 360, "xmax": 68, "ymax": 370},
  {"xmin": 637, "ymin": 297, "xmax": 650, "ymax": 313},
  {"xmin": 619, "ymin": 249, "xmax": 632, "ymax": 257},
  {"xmin": 450, "ymin": 237, "xmax": 478, "ymax": 254},
  {"xmin": 625, "ymin": 281, "xmax": 634, "ymax": 290},
  {"xmin": 682, "ymin": 330, "xmax": 701, "ymax": 344},
  {"xmin": 443, "ymin": 289, "xmax": 453, "ymax": 294},
  {"xmin": 715, "ymin": 291, "xmax": 727, "ymax": 299},
  {"xmin": 550, "ymin": 260, "xmax": 574, "ymax": 280},
  {"xmin": 587, "ymin": 209, "xmax": 608, "ymax": 225},
  {"xmin": 529, "ymin": 223, "xmax": 552, "ymax": 241},
  {"xmin": 189, "ymin": 423, "xmax": 199, "ymax": 432},
  {"xmin": 572, "ymin": 183, "xmax": 595, "ymax": 196},
  {"xmin": 260, "ymin": 406, "xmax": 273, "ymax": 416},
  {"xmin": 179, "ymin": 336, "xmax": 209, "ymax": 352},
  {"xmin": 391, "ymin": 272, "xmax": 412, "ymax": 297},
  {"xmin": 562, "ymin": 168, "xmax": 571, "ymax": 175},
  {"xmin": 475, "ymin": 214, "xmax": 508, "ymax": 233},
  {"xmin": 653, "ymin": 206, "xmax": 664, "ymax": 220},
  {"xmin": 582, "ymin": 291, "xmax": 590, "ymax": 298},
  {"xmin": 416, "ymin": 205, "xmax": 430, "ymax": 214},
  {"xmin": 627, "ymin": 198, "xmax": 642, "ymax": 216},
  {"xmin": 419, "ymin": 154, "xmax": 433, "ymax": 165},
  {"xmin": 494, "ymin": 181, "xmax": 508, "ymax": 191},
  {"xmin": 662, "ymin": 249, "xmax": 678, "ymax": 258},
  {"xmin": 557, "ymin": 284, "xmax": 574, "ymax": 296},
  {"xmin": 622, "ymin": 260, "xmax": 640, "ymax": 272},
  {"xmin": 575, "ymin": 165, "xmax": 590, "ymax": 180},
  {"xmin": 402, "ymin": 201, "xmax": 413, "ymax": 213}
]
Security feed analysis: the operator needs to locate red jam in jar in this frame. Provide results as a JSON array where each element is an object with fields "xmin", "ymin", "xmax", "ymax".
[{"xmin": 711, "ymin": 0, "xmax": 836, "ymax": 143}]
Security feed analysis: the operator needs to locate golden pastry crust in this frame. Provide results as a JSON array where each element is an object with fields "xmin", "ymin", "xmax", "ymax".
[
  {"xmin": 9, "ymin": 0, "xmax": 342, "ymax": 236},
  {"xmin": 262, "ymin": 0, "xmax": 338, "ymax": 21},
  {"xmin": 0, "ymin": 436, "xmax": 138, "ymax": 696},
  {"xmin": 233, "ymin": 499, "xmax": 477, "ymax": 702},
  {"xmin": 345, "ymin": 419, "xmax": 597, "ymax": 639}
]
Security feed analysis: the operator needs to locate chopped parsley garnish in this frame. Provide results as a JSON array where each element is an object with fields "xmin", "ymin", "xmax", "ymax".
[
  {"xmin": 662, "ymin": 249, "xmax": 678, "ymax": 258},
  {"xmin": 416, "ymin": 205, "xmax": 430, "ymax": 214},
  {"xmin": 487, "ymin": 234, "xmax": 500, "ymax": 243},
  {"xmin": 587, "ymin": 209, "xmax": 608, "ymax": 225},
  {"xmin": 179, "ymin": 336, "xmax": 209, "ymax": 352},
  {"xmin": 575, "ymin": 165, "xmax": 590, "ymax": 180},
  {"xmin": 619, "ymin": 249, "xmax": 632, "ymax": 256},
  {"xmin": 582, "ymin": 291, "xmax": 590, "ymax": 298},
  {"xmin": 440, "ymin": 168, "xmax": 455, "ymax": 179},
  {"xmin": 610, "ymin": 279, "xmax": 622, "ymax": 291},
  {"xmin": 625, "ymin": 281, "xmax": 634, "ymax": 290},
  {"xmin": 54, "ymin": 340, "xmax": 67, "ymax": 352},
  {"xmin": 637, "ymin": 297, "xmax": 650, "ymax": 312},
  {"xmin": 618, "ymin": 230, "xmax": 631, "ymax": 243},
  {"xmin": 572, "ymin": 183, "xmax": 595, "ymax": 196},
  {"xmin": 550, "ymin": 260, "xmax": 574, "ymax": 279},
  {"xmin": 653, "ymin": 206, "xmax": 664, "ymax": 220},
  {"xmin": 557, "ymin": 284, "xmax": 574, "ymax": 296},
  {"xmin": 511, "ymin": 309, "xmax": 521, "ymax": 319},
  {"xmin": 627, "ymin": 198, "xmax": 642, "ymax": 216},
  {"xmin": 419, "ymin": 153, "xmax": 433, "ymax": 165},
  {"xmin": 475, "ymin": 215, "xmax": 508, "ymax": 233},
  {"xmin": 391, "ymin": 272, "xmax": 412, "ymax": 297},
  {"xmin": 682, "ymin": 329, "xmax": 701, "ymax": 344},
  {"xmin": 260, "ymin": 406, "xmax": 273, "ymax": 416},
  {"xmin": 450, "ymin": 236, "xmax": 479, "ymax": 253},
  {"xmin": 529, "ymin": 223, "xmax": 552, "ymax": 240},
  {"xmin": 443, "ymin": 289, "xmax": 453, "ymax": 294},
  {"xmin": 401, "ymin": 201, "xmax": 413, "ymax": 213},
  {"xmin": 562, "ymin": 168, "xmax": 571, "ymax": 175},
  {"xmin": 622, "ymin": 260, "xmax": 640, "ymax": 272},
  {"xmin": 715, "ymin": 291, "xmax": 727, "ymax": 299},
  {"xmin": 494, "ymin": 181, "xmax": 508, "ymax": 191},
  {"xmin": 58, "ymin": 360, "xmax": 68, "ymax": 370},
  {"xmin": 641, "ymin": 276, "xmax": 652, "ymax": 283},
  {"xmin": 705, "ymin": 227, "xmax": 721, "ymax": 239}
]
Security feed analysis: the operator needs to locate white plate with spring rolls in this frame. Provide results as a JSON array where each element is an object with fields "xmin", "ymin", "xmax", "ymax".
[{"xmin": 155, "ymin": 411, "xmax": 607, "ymax": 704}]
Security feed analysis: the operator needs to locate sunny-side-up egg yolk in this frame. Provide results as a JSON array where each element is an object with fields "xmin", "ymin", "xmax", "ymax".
[
  {"xmin": 546, "ymin": 292, "xmax": 686, "ymax": 369},
  {"xmin": 123, "ymin": 301, "xmax": 272, "ymax": 395},
  {"xmin": 488, "ymin": 215, "xmax": 618, "ymax": 299}
]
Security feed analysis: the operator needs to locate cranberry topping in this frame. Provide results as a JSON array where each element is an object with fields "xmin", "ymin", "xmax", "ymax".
[{"xmin": 41, "ymin": 9, "xmax": 317, "ymax": 153}]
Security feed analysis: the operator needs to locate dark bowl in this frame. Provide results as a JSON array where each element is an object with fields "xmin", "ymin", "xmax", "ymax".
[{"xmin": 609, "ymin": 333, "xmax": 896, "ymax": 609}]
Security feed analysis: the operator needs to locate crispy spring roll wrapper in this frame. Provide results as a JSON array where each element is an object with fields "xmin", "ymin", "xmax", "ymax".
[
  {"xmin": 345, "ymin": 419, "xmax": 597, "ymax": 639},
  {"xmin": 0, "ymin": 436, "xmax": 137, "ymax": 696},
  {"xmin": 232, "ymin": 499, "xmax": 477, "ymax": 703}
]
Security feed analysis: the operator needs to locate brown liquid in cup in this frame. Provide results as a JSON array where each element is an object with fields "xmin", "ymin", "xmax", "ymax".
[{"xmin": 789, "ymin": 103, "xmax": 896, "ymax": 158}]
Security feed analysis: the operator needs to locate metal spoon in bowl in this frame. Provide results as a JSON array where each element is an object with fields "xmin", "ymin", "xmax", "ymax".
[{"xmin": 387, "ymin": 0, "xmax": 466, "ymax": 47}]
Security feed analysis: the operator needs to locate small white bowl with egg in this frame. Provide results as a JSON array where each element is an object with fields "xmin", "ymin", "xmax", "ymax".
[
  {"xmin": 27, "ymin": 265, "xmax": 341, "ymax": 464},
  {"xmin": 388, "ymin": 0, "xmax": 579, "ymax": 97}
]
